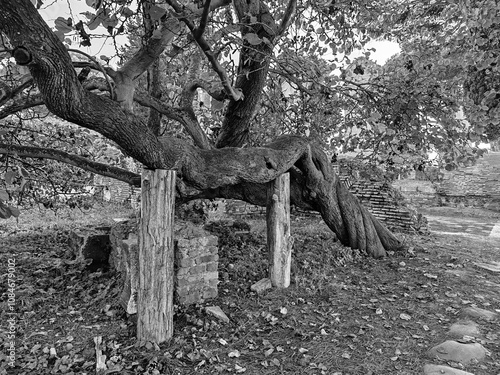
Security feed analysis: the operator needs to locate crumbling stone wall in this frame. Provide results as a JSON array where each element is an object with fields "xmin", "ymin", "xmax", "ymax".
[
  {"xmin": 226, "ymin": 177, "xmax": 428, "ymax": 233},
  {"xmin": 175, "ymin": 224, "xmax": 219, "ymax": 305},
  {"xmin": 436, "ymin": 151, "xmax": 500, "ymax": 209},
  {"xmin": 392, "ymin": 179, "xmax": 438, "ymax": 206},
  {"xmin": 109, "ymin": 219, "xmax": 219, "ymax": 313},
  {"xmin": 93, "ymin": 175, "xmax": 140, "ymax": 208},
  {"xmin": 349, "ymin": 180, "xmax": 428, "ymax": 233}
]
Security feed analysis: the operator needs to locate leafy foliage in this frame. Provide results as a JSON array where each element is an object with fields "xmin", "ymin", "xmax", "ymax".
[{"xmin": 0, "ymin": 116, "xmax": 133, "ymax": 211}]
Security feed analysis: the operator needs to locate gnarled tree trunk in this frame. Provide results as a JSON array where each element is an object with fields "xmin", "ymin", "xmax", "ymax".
[{"xmin": 0, "ymin": 0, "xmax": 405, "ymax": 258}]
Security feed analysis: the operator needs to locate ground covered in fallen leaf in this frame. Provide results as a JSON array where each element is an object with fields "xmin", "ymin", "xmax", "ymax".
[{"xmin": 1, "ymin": 204, "xmax": 499, "ymax": 374}]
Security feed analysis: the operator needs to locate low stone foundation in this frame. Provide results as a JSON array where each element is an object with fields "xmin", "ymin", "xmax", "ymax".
[
  {"xmin": 109, "ymin": 219, "xmax": 219, "ymax": 314},
  {"xmin": 175, "ymin": 225, "xmax": 219, "ymax": 305},
  {"xmin": 68, "ymin": 226, "xmax": 112, "ymax": 268},
  {"xmin": 350, "ymin": 180, "xmax": 429, "ymax": 233}
]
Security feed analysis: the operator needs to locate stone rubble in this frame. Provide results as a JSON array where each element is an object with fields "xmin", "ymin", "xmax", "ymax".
[
  {"xmin": 427, "ymin": 340, "xmax": 488, "ymax": 365},
  {"xmin": 424, "ymin": 260, "xmax": 499, "ymax": 373},
  {"xmin": 250, "ymin": 278, "xmax": 272, "ymax": 294},
  {"xmin": 423, "ymin": 364, "xmax": 475, "ymax": 375},
  {"xmin": 205, "ymin": 306, "xmax": 230, "ymax": 323}
]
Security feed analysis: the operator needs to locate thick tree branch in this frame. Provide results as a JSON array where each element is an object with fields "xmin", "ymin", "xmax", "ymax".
[
  {"xmin": 119, "ymin": 16, "xmax": 181, "ymax": 81},
  {"xmin": 114, "ymin": 14, "xmax": 182, "ymax": 111},
  {"xmin": 277, "ymin": 0, "xmax": 297, "ymax": 39},
  {"xmin": 0, "ymin": 143, "xmax": 141, "ymax": 186},
  {"xmin": 0, "ymin": 78, "xmax": 34, "ymax": 106},
  {"xmin": 167, "ymin": 0, "xmax": 244, "ymax": 102},
  {"xmin": 67, "ymin": 49, "xmax": 114, "ymax": 99},
  {"xmin": 195, "ymin": 0, "xmax": 212, "ymax": 38},
  {"xmin": 0, "ymin": 94, "xmax": 44, "ymax": 119},
  {"xmin": 0, "ymin": 78, "xmax": 42, "ymax": 119},
  {"xmin": 216, "ymin": 0, "xmax": 278, "ymax": 148},
  {"xmin": 82, "ymin": 76, "xmax": 213, "ymax": 149}
]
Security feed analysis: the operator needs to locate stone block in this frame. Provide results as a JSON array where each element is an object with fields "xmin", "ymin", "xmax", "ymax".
[
  {"xmin": 203, "ymin": 271, "xmax": 219, "ymax": 281},
  {"xmin": 206, "ymin": 262, "xmax": 218, "ymax": 272},
  {"xmin": 179, "ymin": 258, "xmax": 195, "ymax": 268},
  {"xmin": 110, "ymin": 220, "xmax": 220, "ymax": 310},
  {"xmin": 69, "ymin": 227, "xmax": 112, "ymax": 266},
  {"xmin": 205, "ymin": 306, "xmax": 229, "ymax": 323},
  {"xmin": 190, "ymin": 264, "xmax": 207, "ymax": 274},
  {"xmin": 427, "ymin": 340, "xmax": 488, "ymax": 364},
  {"xmin": 250, "ymin": 278, "xmax": 272, "ymax": 294},
  {"xmin": 203, "ymin": 289, "xmax": 218, "ymax": 300},
  {"xmin": 198, "ymin": 254, "xmax": 217, "ymax": 264}
]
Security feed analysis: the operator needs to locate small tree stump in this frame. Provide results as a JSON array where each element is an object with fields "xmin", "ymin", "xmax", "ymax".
[
  {"xmin": 266, "ymin": 173, "xmax": 293, "ymax": 288},
  {"xmin": 137, "ymin": 169, "xmax": 176, "ymax": 344}
]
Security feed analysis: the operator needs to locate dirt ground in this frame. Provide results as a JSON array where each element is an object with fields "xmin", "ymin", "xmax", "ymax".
[{"xmin": 0, "ymin": 204, "xmax": 499, "ymax": 375}]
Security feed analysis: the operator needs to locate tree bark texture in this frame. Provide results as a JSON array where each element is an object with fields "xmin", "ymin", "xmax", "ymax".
[
  {"xmin": 137, "ymin": 169, "xmax": 176, "ymax": 344},
  {"xmin": 266, "ymin": 173, "xmax": 292, "ymax": 288},
  {"xmin": 216, "ymin": 0, "xmax": 278, "ymax": 148}
]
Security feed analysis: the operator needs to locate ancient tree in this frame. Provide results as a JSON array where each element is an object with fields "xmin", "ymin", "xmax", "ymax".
[{"xmin": 0, "ymin": 0, "xmax": 405, "ymax": 257}]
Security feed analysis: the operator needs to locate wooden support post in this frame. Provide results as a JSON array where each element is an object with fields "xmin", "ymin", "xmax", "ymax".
[
  {"xmin": 137, "ymin": 169, "xmax": 176, "ymax": 344},
  {"xmin": 266, "ymin": 173, "xmax": 293, "ymax": 288}
]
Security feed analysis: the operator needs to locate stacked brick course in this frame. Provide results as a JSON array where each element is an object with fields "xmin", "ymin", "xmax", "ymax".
[
  {"xmin": 393, "ymin": 151, "xmax": 500, "ymax": 210},
  {"xmin": 93, "ymin": 175, "xmax": 140, "ymax": 207},
  {"xmin": 175, "ymin": 225, "xmax": 219, "ymax": 305},
  {"xmin": 109, "ymin": 219, "xmax": 219, "ymax": 312},
  {"xmin": 349, "ymin": 180, "xmax": 428, "ymax": 233},
  {"xmin": 226, "ymin": 179, "xmax": 428, "ymax": 233},
  {"xmin": 437, "ymin": 152, "xmax": 500, "ymax": 204},
  {"xmin": 392, "ymin": 180, "xmax": 438, "ymax": 206}
]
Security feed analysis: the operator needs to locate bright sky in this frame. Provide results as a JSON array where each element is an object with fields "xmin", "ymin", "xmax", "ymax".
[
  {"xmin": 361, "ymin": 40, "xmax": 401, "ymax": 65},
  {"xmin": 38, "ymin": 1, "xmax": 127, "ymax": 65}
]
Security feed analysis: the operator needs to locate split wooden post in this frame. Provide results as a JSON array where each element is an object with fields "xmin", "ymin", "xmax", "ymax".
[
  {"xmin": 137, "ymin": 168, "xmax": 176, "ymax": 344},
  {"xmin": 266, "ymin": 172, "xmax": 293, "ymax": 288}
]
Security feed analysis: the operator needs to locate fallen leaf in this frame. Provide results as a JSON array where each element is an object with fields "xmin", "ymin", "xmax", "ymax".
[
  {"xmin": 400, "ymin": 313, "xmax": 411, "ymax": 321},
  {"xmin": 228, "ymin": 350, "xmax": 240, "ymax": 358},
  {"xmin": 235, "ymin": 364, "xmax": 246, "ymax": 373},
  {"xmin": 264, "ymin": 348, "xmax": 274, "ymax": 357}
]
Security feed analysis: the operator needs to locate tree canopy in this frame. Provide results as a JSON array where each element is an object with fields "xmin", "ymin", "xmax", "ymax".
[{"xmin": 1, "ymin": 0, "xmax": 499, "ymax": 256}]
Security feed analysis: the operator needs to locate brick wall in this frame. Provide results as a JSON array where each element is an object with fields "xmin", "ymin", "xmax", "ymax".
[
  {"xmin": 226, "ymin": 178, "xmax": 428, "ymax": 233},
  {"xmin": 94, "ymin": 175, "xmax": 140, "ymax": 208},
  {"xmin": 175, "ymin": 225, "xmax": 219, "ymax": 305},
  {"xmin": 349, "ymin": 180, "xmax": 428, "ymax": 233},
  {"xmin": 437, "ymin": 151, "xmax": 500, "ymax": 201},
  {"xmin": 392, "ymin": 179, "xmax": 438, "ymax": 206},
  {"xmin": 109, "ymin": 219, "xmax": 219, "ymax": 312}
]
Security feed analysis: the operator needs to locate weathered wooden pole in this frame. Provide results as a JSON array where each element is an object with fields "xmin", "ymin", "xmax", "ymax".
[
  {"xmin": 137, "ymin": 168, "xmax": 176, "ymax": 344},
  {"xmin": 266, "ymin": 173, "xmax": 293, "ymax": 288}
]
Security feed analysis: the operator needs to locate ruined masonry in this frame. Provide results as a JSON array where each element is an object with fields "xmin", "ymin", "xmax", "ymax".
[
  {"xmin": 175, "ymin": 224, "xmax": 219, "ymax": 305},
  {"xmin": 349, "ymin": 180, "xmax": 428, "ymax": 233},
  {"xmin": 108, "ymin": 219, "xmax": 219, "ymax": 314}
]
